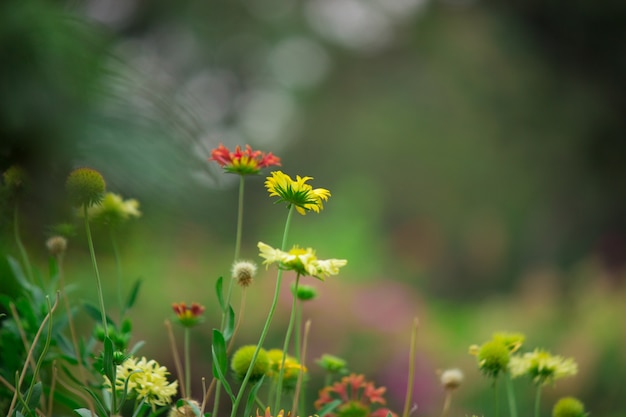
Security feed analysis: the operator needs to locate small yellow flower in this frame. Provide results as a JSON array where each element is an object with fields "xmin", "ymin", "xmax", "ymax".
[
  {"xmin": 265, "ymin": 171, "xmax": 330, "ymax": 215},
  {"xmin": 86, "ymin": 192, "xmax": 141, "ymax": 225},
  {"xmin": 492, "ymin": 332, "xmax": 525, "ymax": 353},
  {"xmin": 258, "ymin": 241, "xmax": 347, "ymax": 280},
  {"xmin": 105, "ymin": 356, "xmax": 178, "ymax": 407},
  {"xmin": 509, "ymin": 349, "xmax": 578, "ymax": 385}
]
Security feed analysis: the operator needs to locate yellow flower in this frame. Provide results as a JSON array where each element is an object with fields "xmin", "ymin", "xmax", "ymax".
[
  {"xmin": 265, "ymin": 171, "xmax": 330, "ymax": 215},
  {"xmin": 509, "ymin": 349, "xmax": 578, "ymax": 385},
  {"xmin": 105, "ymin": 356, "xmax": 178, "ymax": 407},
  {"xmin": 492, "ymin": 332, "xmax": 525, "ymax": 353},
  {"xmin": 258, "ymin": 242, "xmax": 347, "ymax": 280},
  {"xmin": 86, "ymin": 192, "xmax": 141, "ymax": 225}
]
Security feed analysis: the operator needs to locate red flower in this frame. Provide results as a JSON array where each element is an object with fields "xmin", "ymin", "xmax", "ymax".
[
  {"xmin": 210, "ymin": 144, "xmax": 281, "ymax": 175},
  {"xmin": 315, "ymin": 374, "xmax": 397, "ymax": 417},
  {"xmin": 172, "ymin": 302, "xmax": 205, "ymax": 327}
]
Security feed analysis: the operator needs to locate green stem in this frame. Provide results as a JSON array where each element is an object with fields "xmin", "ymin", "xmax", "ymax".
[
  {"xmin": 274, "ymin": 274, "xmax": 301, "ymax": 412},
  {"xmin": 110, "ymin": 229, "xmax": 124, "ymax": 316},
  {"xmin": 216, "ymin": 175, "xmax": 245, "ymax": 413},
  {"xmin": 494, "ymin": 378, "xmax": 499, "ymax": 417},
  {"xmin": 402, "ymin": 318, "xmax": 419, "ymax": 417},
  {"xmin": 222, "ymin": 175, "xmax": 246, "ymax": 329},
  {"xmin": 505, "ymin": 373, "xmax": 518, "ymax": 417},
  {"xmin": 84, "ymin": 205, "xmax": 108, "ymax": 336},
  {"xmin": 185, "ymin": 327, "xmax": 192, "ymax": 399},
  {"xmin": 13, "ymin": 203, "xmax": 34, "ymax": 284},
  {"xmin": 230, "ymin": 205, "xmax": 295, "ymax": 417},
  {"xmin": 534, "ymin": 385, "xmax": 542, "ymax": 417},
  {"xmin": 295, "ymin": 301, "xmax": 305, "ymax": 417},
  {"xmin": 212, "ymin": 383, "xmax": 222, "ymax": 417}
]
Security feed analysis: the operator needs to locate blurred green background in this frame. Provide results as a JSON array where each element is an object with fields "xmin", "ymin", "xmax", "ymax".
[{"xmin": 2, "ymin": 0, "xmax": 626, "ymax": 415}]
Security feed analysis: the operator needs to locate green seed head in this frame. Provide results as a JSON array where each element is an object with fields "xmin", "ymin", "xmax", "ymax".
[
  {"xmin": 3, "ymin": 165, "xmax": 27, "ymax": 192},
  {"xmin": 66, "ymin": 167, "xmax": 106, "ymax": 207},
  {"xmin": 477, "ymin": 340, "xmax": 510, "ymax": 378},
  {"xmin": 231, "ymin": 345, "xmax": 270, "ymax": 382},
  {"xmin": 552, "ymin": 397, "xmax": 586, "ymax": 417}
]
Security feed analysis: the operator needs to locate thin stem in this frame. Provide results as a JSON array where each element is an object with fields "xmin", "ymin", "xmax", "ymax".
[
  {"xmin": 212, "ymin": 379, "xmax": 222, "ymax": 417},
  {"xmin": 222, "ymin": 175, "xmax": 246, "ymax": 329},
  {"xmin": 534, "ymin": 385, "xmax": 542, "ymax": 417},
  {"xmin": 274, "ymin": 274, "xmax": 301, "ymax": 412},
  {"xmin": 227, "ymin": 289, "xmax": 248, "ymax": 354},
  {"xmin": 494, "ymin": 378, "xmax": 499, "ymax": 417},
  {"xmin": 110, "ymin": 229, "xmax": 124, "ymax": 315},
  {"xmin": 165, "ymin": 320, "xmax": 186, "ymax": 399},
  {"xmin": 185, "ymin": 327, "xmax": 192, "ymax": 399},
  {"xmin": 83, "ymin": 204, "xmax": 108, "ymax": 335},
  {"xmin": 47, "ymin": 362, "xmax": 58, "ymax": 417},
  {"xmin": 441, "ymin": 391, "xmax": 452, "ymax": 417},
  {"xmin": 14, "ymin": 203, "xmax": 34, "ymax": 284},
  {"xmin": 8, "ymin": 294, "xmax": 59, "ymax": 417},
  {"xmin": 505, "ymin": 373, "xmax": 518, "ymax": 417},
  {"xmin": 402, "ymin": 318, "xmax": 419, "ymax": 417},
  {"xmin": 230, "ymin": 205, "xmax": 295, "ymax": 417},
  {"xmin": 292, "ymin": 319, "xmax": 311, "ymax": 417},
  {"xmin": 216, "ymin": 175, "xmax": 246, "ymax": 412},
  {"xmin": 58, "ymin": 253, "xmax": 92, "ymax": 399}
]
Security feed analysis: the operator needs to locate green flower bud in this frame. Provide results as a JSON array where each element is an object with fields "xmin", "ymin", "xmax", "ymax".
[
  {"xmin": 477, "ymin": 340, "xmax": 510, "ymax": 378},
  {"xmin": 292, "ymin": 284, "xmax": 318, "ymax": 301},
  {"xmin": 231, "ymin": 345, "xmax": 270, "ymax": 382},
  {"xmin": 316, "ymin": 354, "xmax": 348, "ymax": 374},
  {"xmin": 66, "ymin": 167, "xmax": 106, "ymax": 207},
  {"xmin": 552, "ymin": 397, "xmax": 586, "ymax": 417}
]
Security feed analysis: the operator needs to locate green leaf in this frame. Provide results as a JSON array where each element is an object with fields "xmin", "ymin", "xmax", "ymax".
[
  {"xmin": 83, "ymin": 302, "xmax": 114, "ymax": 325},
  {"xmin": 211, "ymin": 329, "xmax": 235, "ymax": 402},
  {"xmin": 129, "ymin": 340, "xmax": 145, "ymax": 356},
  {"xmin": 103, "ymin": 336, "xmax": 116, "ymax": 383},
  {"xmin": 7, "ymin": 256, "xmax": 35, "ymax": 292},
  {"xmin": 124, "ymin": 279, "xmax": 142, "ymax": 311},
  {"xmin": 215, "ymin": 277, "xmax": 225, "ymax": 312},
  {"xmin": 243, "ymin": 376, "xmax": 265, "ymax": 417},
  {"xmin": 26, "ymin": 381, "xmax": 42, "ymax": 410},
  {"xmin": 223, "ymin": 306, "xmax": 235, "ymax": 342},
  {"xmin": 317, "ymin": 399, "xmax": 342, "ymax": 417},
  {"xmin": 83, "ymin": 386, "xmax": 109, "ymax": 417},
  {"xmin": 74, "ymin": 408, "xmax": 99, "ymax": 417}
]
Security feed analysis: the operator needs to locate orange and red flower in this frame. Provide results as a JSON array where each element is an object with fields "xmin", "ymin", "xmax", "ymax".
[
  {"xmin": 210, "ymin": 144, "xmax": 281, "ymax": 175},
  {"xmin": 172, "ymin": 302, "xmax": 205, "ymax": 327},
  {"xmin": 315, "ymin": 374, "xmax": 397, "ymax": 417}
]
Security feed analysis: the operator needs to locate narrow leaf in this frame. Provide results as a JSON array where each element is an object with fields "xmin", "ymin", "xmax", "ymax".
[
  {"xmin": 103, "ymin": 336, "xmax": 116, "ymax": 384},
  {"xmin": 223, "ymin": 306, "xmax": 235, "ymax": 342},
  {"xmin": 74, "ymin": 408, "xmax": 99, "ymax": 417},
  {"xmin": 211, "ymin": 330, "xmax": 228, "ymax": 378},
  {"xmin": 215, "ymin": 277, "xmax": 225, "ymax": 312},
  {"xmin": 26, "ymin": 381, "xmax": 42, "ymax": 410},
  {"xmin": 211, "ymin": 329, "xmax": 235, "ymax": 402},
  {"xmin": 82, "ymin": 302, "xmax": 114, "ymax": 325},
  {"xmin": 317, "ymin": 399, "xmax": 342, "ymax": 417},
  {"xmin": 243, "ymin": 377, "xmax": 265, "ymax": 417},
  {"xmin": 129, "ymin": 340, "xmax": 146, "ymax": 355},
  {"xmin": 125, "ymin": 279, "xmax": 142, "ymax": 311}
]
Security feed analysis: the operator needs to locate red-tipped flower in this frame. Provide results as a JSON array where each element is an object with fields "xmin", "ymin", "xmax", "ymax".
[
  {"xmin": 210, "ymin": 144, "xmax": 281, "ymax": 175},
  {"xmin": 172, "ymin": 302, "xmax": 205, "ymax": 327},
  {"xmin": 315, "ymin": 374, "xmax": 396, "ymax": 417}
]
